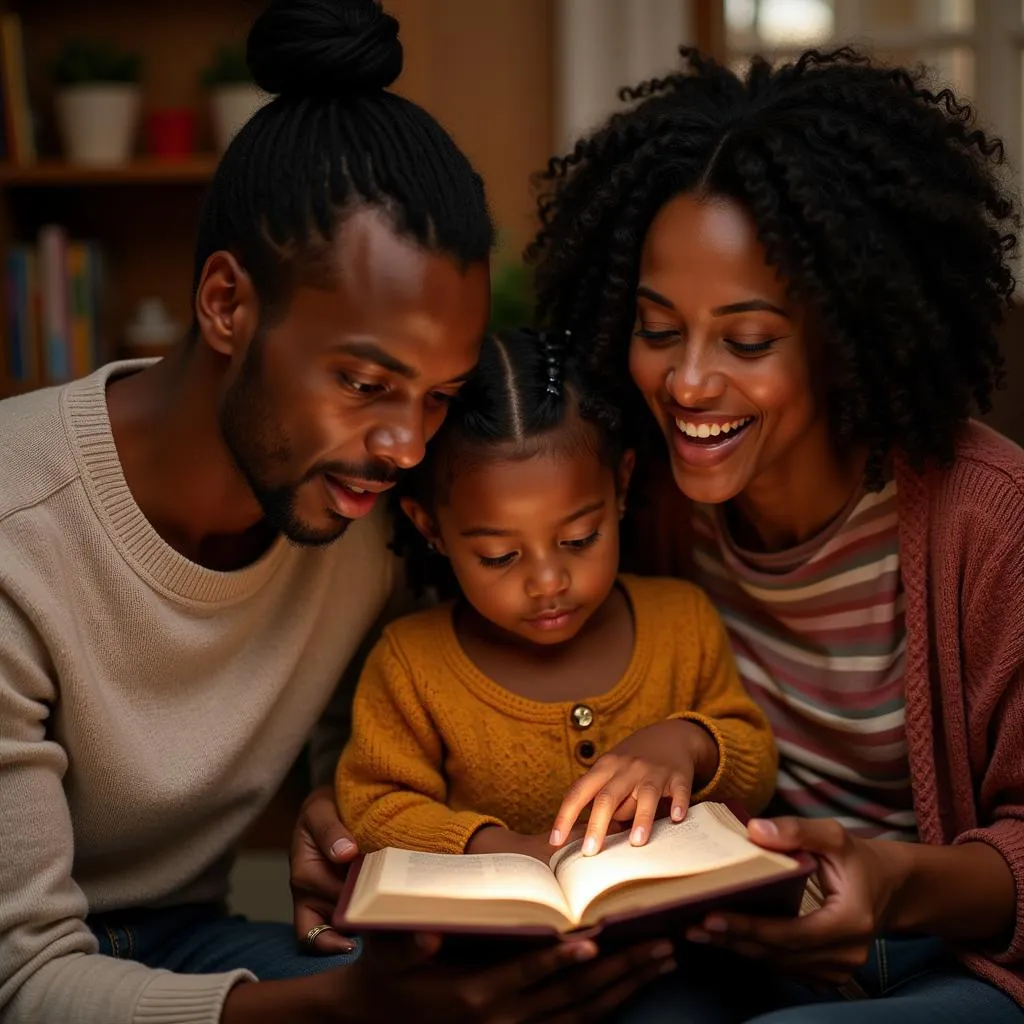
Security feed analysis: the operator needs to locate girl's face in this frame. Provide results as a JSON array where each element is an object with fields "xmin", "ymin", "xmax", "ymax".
[
  {"xmin": 628, "ymin": 192, "xmax": 829, "ymax": 508},
  {"xmin": 406, "ymin": 439, "xmax": 633, "ymax": 646}
]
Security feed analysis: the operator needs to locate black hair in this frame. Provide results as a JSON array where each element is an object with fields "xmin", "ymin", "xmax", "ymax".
[
  {"xmin": 526, "ymin": 46, "xmax": 1019, "ymax": 488},
  {"xmin": 392, "ymin": 327, "xmax": 625, "ymax": 597},
  {"xmin": 191, "ymin": 0, "xmax": 493, "ymax": 329}
]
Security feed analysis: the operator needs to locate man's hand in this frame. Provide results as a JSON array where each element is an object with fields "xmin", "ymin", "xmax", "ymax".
[
  {"xmin": 223, "ymin": 930, "xmax": 678, "ymax": 1023},
  {"xmin": 549, "ymin": 720, "xmax": 719, "ymax": 857},
  {"xmin": 290, "ymin": 785, "xmax": 360, "ymax": 954}
]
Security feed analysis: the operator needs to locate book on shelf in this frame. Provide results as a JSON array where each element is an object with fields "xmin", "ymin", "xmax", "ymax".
[
  {"xmin": 334, "ymin": 802, "xmax": 814, "ymax": 942},
  {"xmin": 5, "ymin": 225, "xmax": 105, "ymax": 386},
  {"xmin": 0, "ymin": 13, "xmax": 35, "ymax": 164}
]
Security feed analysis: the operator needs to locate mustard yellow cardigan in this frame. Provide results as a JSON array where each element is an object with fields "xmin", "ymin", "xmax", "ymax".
[{"xmin": 337, "ymin": 575, "xmax": 777, "ymax": 854}]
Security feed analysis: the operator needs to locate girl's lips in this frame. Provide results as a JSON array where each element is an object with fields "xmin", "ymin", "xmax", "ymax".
[{"xmin": 526, "ymin": 607, "xmax": 579, "ymax": 631}]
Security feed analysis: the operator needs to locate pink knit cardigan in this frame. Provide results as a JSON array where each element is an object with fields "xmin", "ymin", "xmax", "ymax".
[{"xmin": 627, "ymin": 421, "xmax": 1024, "ymax": 1004}]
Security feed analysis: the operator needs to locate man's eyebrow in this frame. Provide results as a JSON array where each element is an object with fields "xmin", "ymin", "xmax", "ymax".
[{"xmin": 333, "ymin": 341, "xmax": 416, "ymax": 379}]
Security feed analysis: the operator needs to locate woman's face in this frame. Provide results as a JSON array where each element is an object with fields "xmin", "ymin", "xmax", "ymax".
[{"xmin": 628, "ymin": 192, "xmax": 828, "ymax": 507}]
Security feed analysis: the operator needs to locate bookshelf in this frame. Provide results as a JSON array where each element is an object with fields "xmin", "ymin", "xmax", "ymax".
[
  {"xmin": 0, "ymin": 0, "xmax": 262, "ymax": 398},
  {"xmin": 0, "ymin": 156, "xmax": 218, "ymax": 186}
]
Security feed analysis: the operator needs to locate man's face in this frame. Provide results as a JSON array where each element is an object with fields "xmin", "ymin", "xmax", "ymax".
[{"xmin": 219, "ymin": 209, "xmax": 490, "ymax": 546}]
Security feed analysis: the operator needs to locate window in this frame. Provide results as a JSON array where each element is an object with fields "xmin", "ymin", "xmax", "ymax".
[{"xmin": 723, "ymin": 0, "xmax": 1023, "ymax": 175}]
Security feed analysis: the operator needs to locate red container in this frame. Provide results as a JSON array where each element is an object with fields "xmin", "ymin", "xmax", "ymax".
[{"xmin": 146, "ymin": 108, "xmax": 196, "ymax": 160}]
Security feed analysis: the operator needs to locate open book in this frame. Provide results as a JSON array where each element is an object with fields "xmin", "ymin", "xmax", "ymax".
[{"xmin": 335, "ymin": 802, "xmax": 814, "ymax": 938}]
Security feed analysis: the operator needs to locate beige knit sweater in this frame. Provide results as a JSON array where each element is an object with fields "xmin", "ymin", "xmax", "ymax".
[{"xmin": 0, "ymin": 362, "xmax": 396, "ymax": 1024}]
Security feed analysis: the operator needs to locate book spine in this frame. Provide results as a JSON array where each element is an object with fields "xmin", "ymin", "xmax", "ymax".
[
  {"xmin": 25, "ymin": 247, "xmax": 41, "ymax": 380},
  {"xmin": 38, "ymin": 225, "xmax": 70, "ymax": 383},
  {"xmin": 66, "ymin": 242, "xmax": 90, "ymax": 377},
  {"xmin": 5, "ymin": 248, "xmax": 22, "ymax": 379},
  {"xmin": 88, "ymin": 243, "xmax": 105, "ymax": 366}
]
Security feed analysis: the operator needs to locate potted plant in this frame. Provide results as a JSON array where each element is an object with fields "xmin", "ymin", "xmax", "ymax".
[
  {"xmin": 202, "ymin": 44, "xmax": 270, "ymax": 153},
  {"xmin": 53, "ymin": 40, "xmax": 141, "ymax": 165}
]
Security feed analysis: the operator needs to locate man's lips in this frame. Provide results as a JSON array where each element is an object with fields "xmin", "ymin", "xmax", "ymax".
[{"xmin": 322, "ymin": 474, "xmax": 395, "ymax": 520}]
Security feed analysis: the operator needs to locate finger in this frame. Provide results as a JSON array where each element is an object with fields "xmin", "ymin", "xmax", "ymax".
[
  {"xmin": 549, "ymin": 763, "xmax": 619, "ymax": 845},
  {"xmin": 668, "ymin": 773, "xmax": 692, "ymax": 823},
  {"xmin": 301, "ymin": 788, "xmax": 360, "ymax": 863},
  {"xmin": 514, "ymin": 940, "xmax": 676, "ymax": 1022},
  {"xmin": 291, "ymin": 851, "xmax": 350, "ymax": 905},
  {"xmin": 466, "ymin": 937, "xmax": 599, "ymax": 1007},
  {"xmin": 542, "ymin": 954, "xmax": 678, "ymax": 1024},
  {"xmin": 698, "ymin": 902, "xmax": 856, "ymax": 952},
  {"xmin": 628, "ymin": 778, "xmax": 665, "ymax": 846},
  {"xmin": 747, "ymin": 816, "xmax": 848, "ymax": 857},
  {"xmin": 295, "ymin": 899, "xmax": 357, "ymax": 954},
  {"xmin": 583, "ymin": 765, "xmax": 654, "ymax": 855}
]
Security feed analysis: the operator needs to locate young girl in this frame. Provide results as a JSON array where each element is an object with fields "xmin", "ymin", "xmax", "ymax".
[{"xmin": 336, "ymin": 328, "xmax": 776, "ymax": 861}]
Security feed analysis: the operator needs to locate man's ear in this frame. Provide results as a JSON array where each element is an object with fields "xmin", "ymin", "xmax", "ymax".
[
  {"xmin": 194, "ymin": 251, "xmax": 260, "ymax": 360},
  {"xmin": 400, "ymin": 497, "xmax": 448, "ymax": 556},
  {"xmin": 617, "ymin": 449, "xmax": 636, "ymax": 518}
]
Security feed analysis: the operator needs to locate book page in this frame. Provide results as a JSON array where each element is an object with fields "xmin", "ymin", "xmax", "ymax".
[
  {"xmin": 551, "ymin": 803, "xmax": 763, "ymax": 924},
  {"xmin": 372, "ymin": 848, "xmax": 572, "ymax": 919}
]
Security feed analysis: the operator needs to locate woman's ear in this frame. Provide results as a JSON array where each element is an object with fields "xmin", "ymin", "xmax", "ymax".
[
  {"xmin": 400, "ymin": 497, "xmax": 448, "ymax": 556},
  {"xmin": 617, "ymin": 449, "xmax": 636, "ymax": 518}
]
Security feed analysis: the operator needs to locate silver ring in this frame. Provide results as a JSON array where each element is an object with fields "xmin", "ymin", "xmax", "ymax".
[{"xmin": 304, "ymin": 922, "xmax": 334, "ymax": 951}]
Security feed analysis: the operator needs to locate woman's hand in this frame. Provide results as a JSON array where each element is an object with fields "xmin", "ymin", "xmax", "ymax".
[
  {"xmin": 686, "ymin": 817, "xmax": 900, "ymax": 987},
  {"xmin": 549, "ymin": 720, "xmax": 720, "ymax": 856},
  {"xmin": 290, "ymin": 785, "xmax": 361, "ymax": 955}
]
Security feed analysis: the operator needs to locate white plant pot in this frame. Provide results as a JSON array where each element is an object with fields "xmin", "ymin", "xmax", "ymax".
[
  {"xmin": 210, "ymin": 84, "xmax": 271, "ymax": 153},
  {"xmin": 56, "ymin": 84, "xmax": 140, "ymax": 165}
]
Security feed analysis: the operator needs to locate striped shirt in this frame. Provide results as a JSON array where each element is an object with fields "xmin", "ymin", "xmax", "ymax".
[{"xmin": 691, "ymin": 481, "xmax": 917, "ymax": 841}]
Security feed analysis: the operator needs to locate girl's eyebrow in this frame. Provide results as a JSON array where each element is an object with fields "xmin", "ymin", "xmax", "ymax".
[{"xmin": 459, "ymin": 500, "xmax": 605, "ymax": 538}]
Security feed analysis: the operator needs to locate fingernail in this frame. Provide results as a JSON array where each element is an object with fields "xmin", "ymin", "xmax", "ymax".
[
  {"xmin": 751, "ymin": 819, "xmax": 778, "ymax": 837},
  {"xmin": 705, "ymin": 916, "xmax": 728, "ymax": 933},
  {"xmin": 651, "ymin": 941, "xmax": 674, "ymax": 959},
  {"xmin": 571, "ymin": 942, "xmax": 597, "ymax": 961},
  {"xmin": 339, "ymin": 939, "xmax": 356, "ymax": 953},
  {"xmin": 671, "ymin": 805, "xmax": 685, "ymax": 822},
  {"xmin": 582, "ymin": 836, "xmax": 598, "ymax": 856},
  {"xmin": 687, "ymin": 929, "xmax": 711, "ymax": 944},
  {"xmin": 631, "ymin": 825, "xmax": 646, "ymax": 845},
  {"xmin": 549, "ymin": 829, "xmax": 563, "ymax": 846},
  {"xmin": 331, "ymin": 838, "xmax": 356, "ymax": 858},
  {"xmin": 659, "ymin": 958, "xmax": 677, "ymax": 975}
]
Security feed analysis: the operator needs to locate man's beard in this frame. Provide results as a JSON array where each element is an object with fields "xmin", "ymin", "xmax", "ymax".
[{"xmin": 219, "ymin": 339, "xmax": 394, "ymax": 548}]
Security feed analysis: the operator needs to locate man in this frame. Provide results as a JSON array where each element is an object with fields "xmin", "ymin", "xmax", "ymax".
[{"xmin": 0, "ymin": 2, "xmax": 673, "ymax": 1021}]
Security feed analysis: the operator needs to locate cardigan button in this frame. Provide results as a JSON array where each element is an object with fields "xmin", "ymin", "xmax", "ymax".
[
  {"xmin": 571, "ymin": 704, "xmax": 594, "ymax": 729},
  {"xmin": 576, "ymin": 740, "xmax": 596, "ymax": 764}
]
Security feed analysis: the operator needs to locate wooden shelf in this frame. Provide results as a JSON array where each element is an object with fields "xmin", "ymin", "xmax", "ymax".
[{"xmin": 0, "ymin": 156, "xmax": 219, "ymax": 186}]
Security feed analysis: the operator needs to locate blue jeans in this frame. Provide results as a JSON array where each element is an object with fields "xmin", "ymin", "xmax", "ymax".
[
  {"xmin": 619, "ymin": 936, "xmax": 1022, "ymax": 1023},
  {"xmin": 87, "ymin": 902, "xmax": 359, "ymax": 980}
]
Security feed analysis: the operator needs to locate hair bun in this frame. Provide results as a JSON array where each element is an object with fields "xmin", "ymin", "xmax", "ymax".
[{"xmin": 247, "ymin": 0, "xmax": 403, "ymax": 98}]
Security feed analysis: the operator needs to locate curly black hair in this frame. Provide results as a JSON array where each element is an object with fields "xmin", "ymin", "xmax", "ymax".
[
  {"xmin": 526, "ymin": 46, "xmax": 1019, "ymax": 486},
  {"xmin": 391, "ymin": 327, "xmax": 625, "ymax": 598}
]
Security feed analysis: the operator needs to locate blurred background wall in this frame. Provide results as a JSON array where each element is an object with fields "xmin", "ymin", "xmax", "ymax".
[{"xmin": 1, "ymin": 0, "xmax": 1021, "ymax": 920}]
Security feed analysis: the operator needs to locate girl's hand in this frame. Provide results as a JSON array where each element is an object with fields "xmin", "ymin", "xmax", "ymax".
[
  {"xmin": 549, "ymin": 720, "xmax": 720, "ymax": 856},
  {"xmin": 686, "ymin": 817, "xmax": 900, "ymax": 987}
]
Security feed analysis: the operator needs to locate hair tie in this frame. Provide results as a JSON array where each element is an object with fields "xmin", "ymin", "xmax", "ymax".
[{"xmin": 544, "ymin": 328, "xmax": 570, "ymax": 396}]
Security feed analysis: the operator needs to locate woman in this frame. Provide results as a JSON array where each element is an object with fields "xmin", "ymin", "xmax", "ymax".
[{"xmin": 528, "ymin": 47, "xmax": 1024, "ymax": 1021}]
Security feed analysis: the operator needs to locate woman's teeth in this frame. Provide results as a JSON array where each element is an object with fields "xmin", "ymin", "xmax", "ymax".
[
  {"xmin": 342, "ymin": 483, "xmax": 367, "ymax": 494},
  {"xmin": 674, "ymin": 416, "xmax": 753, "ymax": 439}
]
